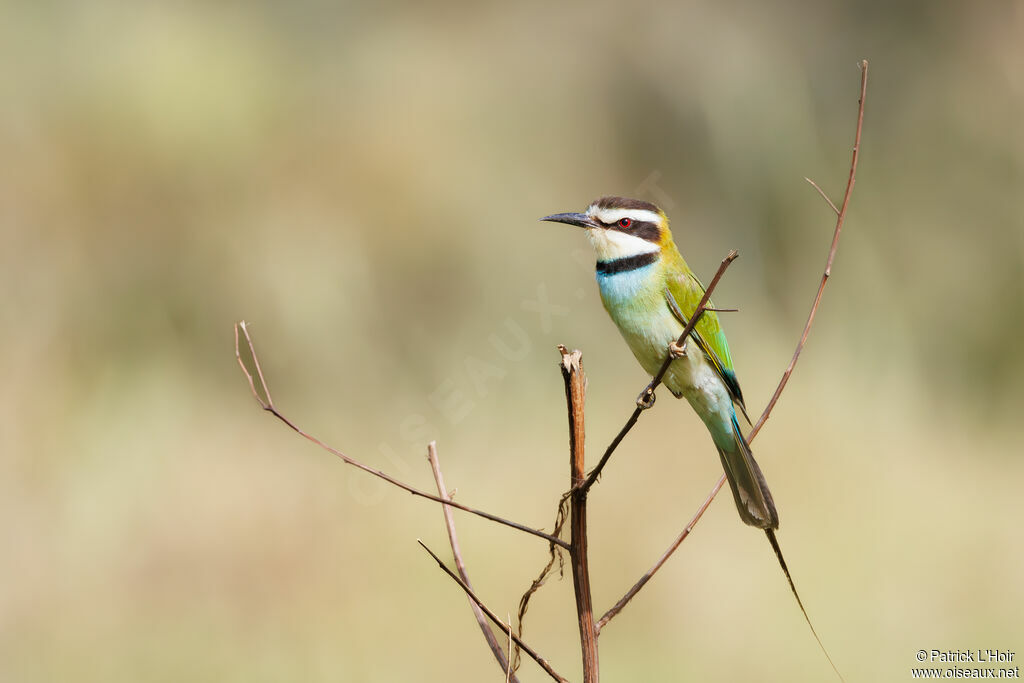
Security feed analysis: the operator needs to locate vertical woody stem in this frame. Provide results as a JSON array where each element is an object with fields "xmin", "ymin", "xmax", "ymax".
[{"xmin": 559, "ymin": 346, "xmax": 599, "ymax": 683}]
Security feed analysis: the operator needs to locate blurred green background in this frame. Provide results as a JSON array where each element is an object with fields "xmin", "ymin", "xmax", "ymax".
[{"xmin": 3, "ymin": 1, "xmax": 1022, "ymax": 681}]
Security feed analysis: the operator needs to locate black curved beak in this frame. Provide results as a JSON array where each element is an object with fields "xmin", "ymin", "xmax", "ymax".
[{"xmin": 540, "ymin": 212, "xmax": 600, "ymax": 229}]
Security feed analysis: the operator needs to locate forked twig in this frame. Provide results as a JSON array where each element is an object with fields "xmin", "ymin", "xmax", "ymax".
[
  {"xmin": 426, "ymin": 442, "xmax": 520, "ymax": 682},
  {"xmin": 234, "ymin": 321, "xmax": 569, "ymax": 550},
  {"xmin": 418, "ymin": 541, "xmax": 569, "ymax": 683},
  {"xmin": 597, "ymin": 59, "xmax": 869, "ymax": 630}
]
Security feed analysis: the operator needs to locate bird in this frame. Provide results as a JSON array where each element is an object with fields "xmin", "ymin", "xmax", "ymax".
[
  {"xmin": 541, "ymin": 195, "xmax": 776, "ymax": 529},
  {"xmin": 542, "ymin": 195, "xmax": 844, "ymax": 680}
]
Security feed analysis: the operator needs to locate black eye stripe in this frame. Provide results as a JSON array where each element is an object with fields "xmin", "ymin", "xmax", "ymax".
[{"xmin": 602, "ymin": 219, "xmax": 661, "ymax": 243}]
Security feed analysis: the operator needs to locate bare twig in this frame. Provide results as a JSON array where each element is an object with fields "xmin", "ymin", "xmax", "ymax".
[
  {"xmin": 597, "ymin": 59, "xmax": 869, "ymax": 630},
  {"xmin": 804, "ymin": 178, "xmax": 839, "ymax": 216},
  {"xmin": 596, "ymin": 476, "xmax": 727, "ymax": 633},
  {"xmin": 578, "ymin": 250, "xmax": 739, "ymax": 493},
  {"xmin": 559, "ymin": 347, "xmax": 599, "ymax": 683},
  {"xmin": 236, "ymin": 320, "xmax": 273, "ymax": 405},
  {"xmin": 234, "ymin": 321, "xmax": 569, "ymax": 550},
  {"xmin": 418, "ymin": 541, "xmax": 569, "ymax": 683},
  {"xmin": 749, "ymin": 59, "xmax": 868, "ymax": 440},
  {"xmin": 426, "ymin": 442, "xmax": 520, "ymax": 682},
  {"xmin": 505, "ymin": 615, "xmax": 514, "ymax": 683}
]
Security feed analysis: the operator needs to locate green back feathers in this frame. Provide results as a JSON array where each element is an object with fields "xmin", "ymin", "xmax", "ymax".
[{"xmin": 662, "ymin": 247, "xmax": 746, "ymax": 412}]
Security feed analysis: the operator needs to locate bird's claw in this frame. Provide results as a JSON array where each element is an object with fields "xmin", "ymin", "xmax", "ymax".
[
  {"xmin": 668, "ymin": 340, "xmax": 688, "ymax": 358},
  {"xmin": 636, "ymin": 387, "xmax": 657, "ymax": 409}
]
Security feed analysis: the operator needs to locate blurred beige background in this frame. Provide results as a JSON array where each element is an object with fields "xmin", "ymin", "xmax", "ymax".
[{"xmin": 2, "ymin": 1, "xmax": 1022, "ymax": 681}]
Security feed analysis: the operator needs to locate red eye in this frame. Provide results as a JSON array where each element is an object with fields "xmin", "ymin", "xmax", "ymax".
[{"xmin": 618, "ymin": 218, "xmax": 632, "ymax": 228}]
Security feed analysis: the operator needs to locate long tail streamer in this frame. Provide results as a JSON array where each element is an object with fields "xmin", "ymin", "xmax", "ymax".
[{"xmin": 765, "ymin": 529, "xmax": 845, "ymax": 681}]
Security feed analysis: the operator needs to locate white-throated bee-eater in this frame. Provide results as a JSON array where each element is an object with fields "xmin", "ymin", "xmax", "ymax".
[
  {"xmin": 542, "ymin": 196, "xmax": 777, "ymax": 529},
  {"xmin": 543, "ymin": 196, "xmax": 843, "ymax": 678}
]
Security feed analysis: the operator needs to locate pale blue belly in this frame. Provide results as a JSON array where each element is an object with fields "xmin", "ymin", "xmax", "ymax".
[{"xmin": 597, "ymin": 268, "xmax": 736, "ymax": 451}]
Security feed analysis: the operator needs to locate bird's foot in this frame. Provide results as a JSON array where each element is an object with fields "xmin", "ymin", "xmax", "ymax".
[
  {"xmin": 668, "ymin": 340, "xmax": 688, "ymax": 358},
  {"xmin": 636, "ymin": 386, "xmax": 657, "ymax": 409}
]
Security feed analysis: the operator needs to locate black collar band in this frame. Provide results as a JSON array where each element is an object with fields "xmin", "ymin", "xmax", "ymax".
[{"xmin": 596, "ymin": 251, "xmax": 659, "ymax": 275}]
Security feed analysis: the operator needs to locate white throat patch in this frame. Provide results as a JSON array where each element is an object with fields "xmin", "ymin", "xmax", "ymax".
[{"xmin": 586, "ymin": 228, "xmax": 660, "ymax": 263}]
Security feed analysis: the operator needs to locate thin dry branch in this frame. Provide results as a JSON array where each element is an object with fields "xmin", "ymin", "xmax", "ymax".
[
  {"xmin": 418, "ymin": 541, "xmax": 569, "ymax": 683},
  {"xmin": 749, "ymin": 59, "xmax": 868, "ymax": 441},
  {"xmin": 805, "ymin": 178, "xmax": 840, "ymax": 216},
  {"xmin": 578, "ymin": 249, "xmax": 740, "ymax": 493},
  {"xmin": 505, "ymin": 615, "xmax": 514, "ymax": 683},
  {"xmin": 597, "ymin": 59, "xmax": 869, "ymax": 630},
  {"xmin": 234, "ymin": 321, "xmax": 569, "ymax": 550},
  {"xmin": 596, "ymin": 476, "xmax": 726, "ymax": 633},
  {"xmin": 426, "ymin": 442, "xmax": 520, "ymax": 683},
  {"xmin": 559, "ymin": 347, "xmax": 599, "ymax": 683}
]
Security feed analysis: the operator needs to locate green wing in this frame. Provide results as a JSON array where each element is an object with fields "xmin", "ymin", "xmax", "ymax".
[{"xmin": 664, "ymin": 272, "xmax": 749, "ymax": 420}]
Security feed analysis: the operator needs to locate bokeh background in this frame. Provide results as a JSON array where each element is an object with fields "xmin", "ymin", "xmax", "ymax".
[{"xmin": 3, "ymin": 1, "xmax": 1022, "ymax": 681}]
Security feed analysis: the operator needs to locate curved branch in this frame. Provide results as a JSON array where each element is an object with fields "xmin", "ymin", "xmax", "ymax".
[{"xmin": 234, "ymin": 321, "xmax": 570, "ymax": 550}]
